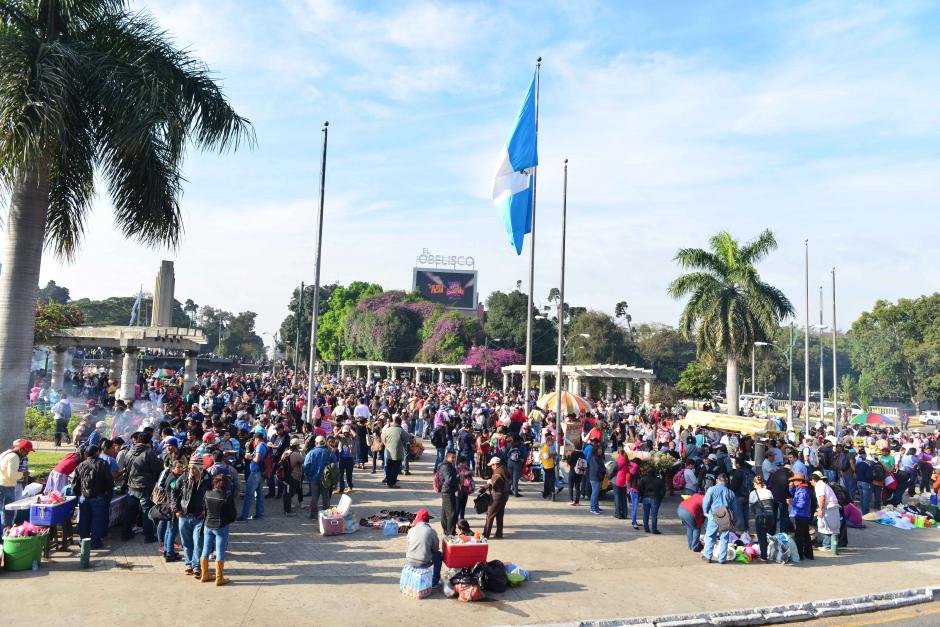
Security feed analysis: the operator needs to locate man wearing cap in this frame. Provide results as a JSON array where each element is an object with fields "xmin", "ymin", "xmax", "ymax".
[
  {"xmin": 788, "ymin": 472, "xmax": 814, "ymax": 560},
  {"xmin": 336, "ymin": 425, "xmax": 356, "ymax": 493},
  {"xmin": 701, "ymin": 473, "xmax": 736, "ymax": 563},
  {"xmin": 0, "ymin": 440, "xmax": 34, "ymax": 527},
  {"xmin": 437, "ymin": 450, "xmax": 459, "ymax": 536},
  {"xmin": 238, "ymin": 430, "xmax": 268, "ymax": 521},
  {"xmin": 121, "ymin": 432, "xmax": 163, "ymax": 543},
  {"xmin": 173, "ymin": 453, "xmax": 213, "ymax": 578},
  {"xmin": 303, "ymin": 435, "xmax": 332, "ymax": 520},
  {"xmin": 404, "ymin": 509, "xmax": 443, "ymax": 586},
  {"xmin": 281, "ymin": 439, "xmax": 305, "ymax": 515}
]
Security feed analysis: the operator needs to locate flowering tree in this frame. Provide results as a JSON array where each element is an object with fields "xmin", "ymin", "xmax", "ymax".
[
  {"xmin": 34, "ymin": 302, "xmax": 84, "ymax": 345},
  {"xmin": 462, "ymin": 345, "xmax": 524, "ymax": 373}
]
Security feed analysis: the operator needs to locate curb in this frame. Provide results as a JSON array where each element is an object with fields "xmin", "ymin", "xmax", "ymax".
[{"xmin": 517, "ymin": 586, "xmax": 940, "ymax": 627}]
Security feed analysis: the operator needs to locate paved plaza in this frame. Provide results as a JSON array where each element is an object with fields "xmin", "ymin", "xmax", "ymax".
[{"xmin": 3, "ymin": 452, "xmax": 940, "ymax": 626}]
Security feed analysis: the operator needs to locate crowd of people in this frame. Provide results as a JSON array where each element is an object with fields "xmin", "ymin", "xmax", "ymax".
[{"xmin": 8, "ymin": 365, "xmax": 940, "ymax": 580}]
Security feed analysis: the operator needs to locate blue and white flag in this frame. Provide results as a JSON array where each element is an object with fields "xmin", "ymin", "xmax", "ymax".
[
  {"xmin": 492, "ymin": 72, "xmax": 538, "ymax": 255},
  {"xmin": 128, "ymin": 286, "xmax": 142, "ymax": 325}
]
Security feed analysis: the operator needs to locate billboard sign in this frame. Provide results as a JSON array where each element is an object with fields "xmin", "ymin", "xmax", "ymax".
[{"xmin": 412, "ymin": 268, "xmax": 478, "ymax": 310}]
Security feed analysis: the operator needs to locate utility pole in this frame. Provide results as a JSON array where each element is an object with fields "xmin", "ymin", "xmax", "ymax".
[
  {"xmin": 832, "ymin": 268, "xmax": 838, "ymax": 435},
  {"xmin": 804, "ymin": 240, "xmax": 811, "ymax": 435},
  {"xmin": 292, "ymin": 281, "xmax": 304, "ymax": 386},
  {"xmin": 305, "ymin": 121, "xmax": 329, "ymax": 421},
  {"xmin": 819, "ymin": 285, "xmax": 825, "ymax": 425}
]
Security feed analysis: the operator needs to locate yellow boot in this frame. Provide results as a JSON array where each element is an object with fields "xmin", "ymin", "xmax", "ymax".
[
  {"xmin": 199, "ymin": 558, "xmax": 211, "ymax": 582},
  {"xmin": 215, "ymin": 560, "xmax": 230, "ymax": 586}
]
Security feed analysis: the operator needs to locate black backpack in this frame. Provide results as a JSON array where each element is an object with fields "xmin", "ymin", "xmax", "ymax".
[
  {"xmin": 831, "ymin": 483, "xmax": 850, "ymax": 507},
  {"xmin": 871, "ymin": 461, "xmax": 887, "ymax": 482},
  {"xmin": 431, "ymin": 426, "xmax": 448, "ymax": 448}
]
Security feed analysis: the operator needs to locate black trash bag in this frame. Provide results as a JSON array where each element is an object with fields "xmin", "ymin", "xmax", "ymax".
[
  {"xmin": 474, "ymin": 492, "xmax": 492, "ymax": 514},
  {"xmin": 482, "ymin": 559, "xmax": 508, "ymax": 593},
  {"xmin": 450, "ymin": 562, "xmax": 485, "ymax": 587}
]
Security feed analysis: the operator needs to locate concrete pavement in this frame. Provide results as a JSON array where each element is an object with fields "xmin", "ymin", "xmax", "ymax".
[{"xmin": 3, "ymin": 452, "xmax": 940, "ymax": 626}]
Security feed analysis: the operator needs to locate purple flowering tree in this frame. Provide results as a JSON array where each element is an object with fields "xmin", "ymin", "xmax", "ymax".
[{"xmin": 461, "ymin": 345, "xmax": 524, "ymax": 373}]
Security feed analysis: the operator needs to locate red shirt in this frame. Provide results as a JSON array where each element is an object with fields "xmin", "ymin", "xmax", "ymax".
[{"xmin": 679, "ymin": 492, "xmax": 705, "ymax": 527}]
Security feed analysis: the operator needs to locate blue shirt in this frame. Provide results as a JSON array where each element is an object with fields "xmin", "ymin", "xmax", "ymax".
[
  {"xmin": 303, "ymin": 446, "xmax": 331, "ymax": 481},
  {"xmin": 249, "ymin": 442, "xmax": 268, "ymax": 474},
  {"xmin": 702, "ymin": 484, "xmax": 735, "ymax": 517},
  {"xmin": 791, "ymin": 460, "xmax": 808, "ymax": 478}
]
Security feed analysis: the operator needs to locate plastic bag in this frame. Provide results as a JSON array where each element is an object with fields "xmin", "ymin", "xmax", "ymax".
[
  {"xmin": 442, "ymin": 578, "xmax": 458, "ymax": 598},
  {"xmin": 456, "ymin": 582, "xmax": 484, "ymax": 602},
  {"xmin": 482, "ymin": 560, "xmax": 508, "ymax": 593},
  {"xmin": 382, "ymin": 520, "xmax": 399, "ymax": 536}
]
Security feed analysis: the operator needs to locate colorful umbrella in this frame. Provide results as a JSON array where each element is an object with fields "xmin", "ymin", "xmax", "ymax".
[
  {"xmin": 537, "ymin": 390, "xmax": 593, "ymax": 415},
  {"xmin": 153, "ymin": 368, "xmax": 175, "ymax": 379},
  {"xmin": 850, "ymin": 412, "xmax": 896, "ymax": 425}
]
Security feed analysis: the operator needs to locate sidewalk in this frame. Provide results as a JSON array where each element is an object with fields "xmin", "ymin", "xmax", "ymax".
[{"xmin": 3, "ymin": 453, "xmax": 939, "ymax": 626}]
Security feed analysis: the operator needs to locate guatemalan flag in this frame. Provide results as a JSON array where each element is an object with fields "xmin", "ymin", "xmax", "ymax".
[{"xmin": 492, "ymin": 73, "xmax": 538, "ymax": 255}]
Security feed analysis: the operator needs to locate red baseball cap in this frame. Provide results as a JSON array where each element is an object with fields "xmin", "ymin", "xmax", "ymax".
[{"xmin": 14, "ymin": 439, "xmax": 34, "ymax": 453}]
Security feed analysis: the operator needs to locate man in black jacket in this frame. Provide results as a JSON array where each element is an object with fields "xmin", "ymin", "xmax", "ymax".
[
  {"xmin": 173, "ymin": 453, "xmax": 213, "ymax": 579},
  {"xmin": 72, "ymin": 445, "xmax": 114, "ymax": 549},
  {"xmin": 768, "ymin": 464, "xmax": 793, "ymax": 534},
  {"xmin": 438, "ymin": 450, "xmax": 459, "ymax": 536},
  {"xmin": 121, "ymin": 432, "xmax": 163, "ymax": 543}
]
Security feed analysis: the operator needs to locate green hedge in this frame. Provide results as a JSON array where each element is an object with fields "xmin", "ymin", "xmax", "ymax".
[{"xmin": 23, "ymin": 407, "xmax": 81, "ymax": 440}]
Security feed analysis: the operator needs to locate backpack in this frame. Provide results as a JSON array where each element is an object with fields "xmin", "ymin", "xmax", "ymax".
[
  {"xmin": 321, "ymin": 462, "xmax": 339, "ymax": 490},
  {"xmin": 871, "ymin": 461, "xmax": 887, "ymax": 483},
  {"xmin": 831, "ymin": 483, "xmax": 850, "ymax": 507},
  {"xmin": 508, "ymin": 447, "xmax": 522, "ymax": 464},
  {"xmin": 459, "ymin": 473, "xmax": 476, "ymax": 495},
  {"xmin": 260, "ymin": 446, "xmax": 274, "ymax": 479},
  {"xmin": 276, "ymin": 454, "xmax": 292, "ymax": 481},
  {"xmin": 604, "ymin": 459, "xmax": 617, "ymax": 477},
  {"xmin": 672, "ymin": 469, "xmax": 686, "ymax": 490},
  {"xmin": 433, "ymin": 468, "xmax": 443, "ymax": 493},
  {"xmin": 431, "ymin": 427, "xmax": 448, "ymax": 448},
  {"xmin": 574, "ymin": 457, "xmax": 588, "ymax": 475}
]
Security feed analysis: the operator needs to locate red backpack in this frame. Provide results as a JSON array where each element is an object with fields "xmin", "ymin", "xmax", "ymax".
[{"xmin": 260, "ymin": 445, "xmax": 274, "ymax": 479}]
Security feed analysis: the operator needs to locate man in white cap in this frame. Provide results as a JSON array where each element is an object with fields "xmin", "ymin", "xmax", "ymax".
[
  {"xmin": 86, "ymin": 420, "xmax": 108, "ymax": 448},
  {"xmin": 302, "ymin": 435, "xmax": 333, "ymax": 520}
]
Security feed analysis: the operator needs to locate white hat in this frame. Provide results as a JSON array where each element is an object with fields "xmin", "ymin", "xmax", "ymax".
[
  {"xmin": 95, "ymin": 421, "xmax": 107, "ymax": 429},
  {"xmin": 488, "ymin": 456, "xmax": 502, "ymax": 466}
]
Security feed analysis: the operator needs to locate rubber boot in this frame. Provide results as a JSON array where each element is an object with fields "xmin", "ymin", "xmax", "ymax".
[
  {"xmin": 199, "ymin": 558, "xmax": 211, "ymax": 582},
  {"xmin": 215, "ymin": 560, "xmax": 230, "ymax": 586}
]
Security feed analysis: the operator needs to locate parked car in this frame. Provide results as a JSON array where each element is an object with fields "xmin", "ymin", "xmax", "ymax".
[{"xmin": 920, "ymin": 411, "xmax": 940, "ymax": 425}]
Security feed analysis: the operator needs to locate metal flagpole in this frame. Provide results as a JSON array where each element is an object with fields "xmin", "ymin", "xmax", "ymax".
[
  {"xmin": 555, "ymin": 159, "xmax": 568, "ymax": 454},
  {"xmin": 292, "ymin": 281, "xmax": 304, "ymax": 386},
  {"xmin": 523, "ymin": 56, "xmax": 542, "ymax": 404},
  {"xmin": 804, "ymin": 240, "xmax": 811, "ymax": 436},
  {"xmin": 831, "ymin": 268, "xmax": 838, "ymax": 435},
  {"xmin": 306, "ymin": 121, "xmax": 329, "ymax": 422},
  {"xmin": 819, "ymin": 285, "xmax": 824, "ymax": 426}
]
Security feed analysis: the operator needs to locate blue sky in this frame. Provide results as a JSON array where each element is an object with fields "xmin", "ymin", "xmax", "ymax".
[{"xmin": 28, "ymin": 0, "xmax": 940, "ymax": 341}]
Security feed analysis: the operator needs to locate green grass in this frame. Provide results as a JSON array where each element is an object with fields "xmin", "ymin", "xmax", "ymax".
[{"xmin": 28, "ymin": 450, "xmax": 68, "ymax": 480}]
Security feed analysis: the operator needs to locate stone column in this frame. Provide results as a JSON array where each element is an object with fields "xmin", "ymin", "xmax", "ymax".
[
  {"xmin": 438, "ymin": 368, "xmax": 445, "ymax": 384},
  {"xmin": 339, "ymin": 365, "xmax": 346, "ymax": 378},
  {"xmin": 117, "ymin": 347, "xmax": 138, "ymax": 402},
  {"xmin": 626, "ymin": 379, "xmax": 634, "ymax": 401},
  {"xmin": 183, "ymin": 350, "xmax": 198, "ymax": 391},
  {"xmin": 567, "ymin": 375, "xmax": 578, "ymax": 395},
  {"xmin": 50, "ymin": 347, "xmax": 68, "ymax": 392},
  {"xmin": 538, "ymin": 371, "xmax": 546, "ymax": 393},
  {"xmin": 502, "ymin": 371, "xmax": 509, "ymax": 393},
  {"xmin": 108, "ymin": 348, "xmax": 122, "ymax": 381},
  {"xmin": 643, "ymin": 379, "xmax": 653, "ymax": 402},
  {"xmin": 606, "ymin": 379, "xmax": 614, "ymax": 402},
  {"xmin": 555, "ymin": 372, "xmax": 564, "ymax": 393},
  {"xmin": 461, "ymin": 370, "xmax": 468, "ymax": 387},
  {"xmin": 366, "ymin": 366, "xmax": 372, "ymax": 381}
]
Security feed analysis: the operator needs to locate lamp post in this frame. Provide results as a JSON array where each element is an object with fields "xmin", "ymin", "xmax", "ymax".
[
  {"xmin": 292, "ymin": 281, "xmax": 304, "ymax": 386},
  {"xmin": 811, "ymin": 322, "xmax": 829, "ymax": 423},
  {"xmin": 482, "ymin": 337, "xmax": 501, "ymax": 388},
  {"xmin": 753, "ymin": 341, "xmax": 771, "ymax": 395}
]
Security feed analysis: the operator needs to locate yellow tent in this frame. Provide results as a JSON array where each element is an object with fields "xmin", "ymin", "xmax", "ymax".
[{"xmin": 675, "ymin": 410, "xmax": 782, "ymax": 436}]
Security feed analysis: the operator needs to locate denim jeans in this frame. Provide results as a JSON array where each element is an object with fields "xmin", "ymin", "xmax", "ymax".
[
  {"xmin": 841, "ymin": 474, "xmax": 857, "ymax": 501},
  {"xmin": 0, "ymin": 485, "xmax": 17, "ymax": 528},
  {"xmin": 241, "ymin": 471, "xmax": 264, "ymax": 518},
  {"xmin": 858, "ymin": 481, "xmax": 872, "ymax": 515},
  {"xmin": 508, "ymin": 462, "xmax": 522, "ymax": 495},
  {"xmin": 642, "ymin": 496, "xmax": 661, "ymax": 532},
  {"xmin": 157, "ymin": 516, "xmax": 179, "ymax": 556},
  {"xmin": 178, "ymin": 514, "xmax": 205, "ymax": 569},
  {"xmin": 629, "ymin": 490, "xmax": 639, "ymax": 525},
  {"xmin": 122, "ymin": 491, "xmax": 155, "ymax": 541},
  {"xmin": 590, "ymin": 480, "xmax": 601, "ymax": 511},
  {"xmin": 434, "ymin": 447, "xmax": 446, "ymax": 472},
  {"xmin": 339, "ymin": 457, "xmax": 354, "ymax": 491},
  {"xmin": 77, "ymin": 494, "xmax": 109, "ymax": 549},
  {"xmin": 702, "ymin": 517, "xmax": 730, "ymax": 562},
  {"xmin": 773, "ymin": 500, "xmax": 791, "ymax": 533},
  {"xmin": 201, "ymin": 525, "xmax": 230, "ymax": 561},
  {"xmin": 733, "ymin": 495, "xmax": 749, "ymax": 532},
  {"xmin": 677, "ymin": 506, "xmax": 700, "ymax": 550},
  {"xmin": 613, "ymin": 485, "xmax": 628, "ymax": 518}
]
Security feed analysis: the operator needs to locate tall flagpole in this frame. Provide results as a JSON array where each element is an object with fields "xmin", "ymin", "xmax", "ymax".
[
  {"xmin": 555, "ymin": 159, "xmax": 568, "ymax": 449},
  {"xmin": 804, "ymin": 240, "xmax": 811, "ymax": 436},
  {"xmin": 292, "ymin": 281, "xmax": 304, "ymax": 387},
  {"xmin": 831, "ymin": 268, "xmax": 838, "ymax": 435},
  {"xmin": 306, "ymin": 121, "xmax": 329, "ymax": 421},
  {"xmin": 523, "ymin": 56, "xmax": 542, "ymax": 403}
]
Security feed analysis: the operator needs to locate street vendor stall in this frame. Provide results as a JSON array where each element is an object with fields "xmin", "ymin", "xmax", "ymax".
[{"xmin": 675, "ymin": 410, "xmax": 783, "ymax": 437}]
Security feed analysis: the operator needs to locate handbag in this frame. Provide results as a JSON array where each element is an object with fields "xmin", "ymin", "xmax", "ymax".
[
  {"xmin": 712, "ymin": 506, "xmax": 734, "ymax": 533},
  {"xmin": 474, "ymin": 492, "xmax": 493, "ymax": 514},
  {"xmin": 148, "ymin": 502, "xmax": 172, "ymax": 522}
]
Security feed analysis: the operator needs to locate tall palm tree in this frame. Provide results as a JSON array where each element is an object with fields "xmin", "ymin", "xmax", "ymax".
[
  {"xmin": 183, "ymin": 299, "xmax": 198, "ymax": 328},
  {"xmin": 667, "ymin": 230, "xmax": 794, "ymax": 417},
  {"xmin": 0, "ymin": 1, "xmax": 253, "ymax": 444}
]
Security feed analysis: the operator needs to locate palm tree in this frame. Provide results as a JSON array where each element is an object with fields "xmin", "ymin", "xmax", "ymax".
[
  {"xmin": 667, "ymin": 230, "xmax": 794, "ymax": 416},
  {"xmin": 184, "ymin": 299, "xmax": 198, "ymax": 328},
  {"xmin": 0, "ymin": 1, "xmax": 253, "ymax": 445}
]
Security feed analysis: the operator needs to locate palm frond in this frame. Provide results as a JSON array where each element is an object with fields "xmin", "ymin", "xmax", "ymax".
[{"xmin": 738, "ymin": 228, "xmax": 778, "ymax": 266}]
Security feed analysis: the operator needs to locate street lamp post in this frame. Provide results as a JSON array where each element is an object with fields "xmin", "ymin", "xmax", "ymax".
[
  {"xmin": 482, "ymin": 337, "xmax": 501, "ymax": 388},
  {"xmin": 292, "ymin": 281, "xmax": 304, "ymax": 386}
]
